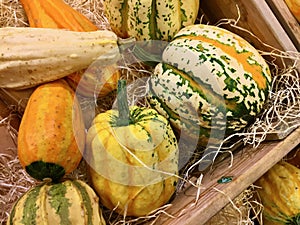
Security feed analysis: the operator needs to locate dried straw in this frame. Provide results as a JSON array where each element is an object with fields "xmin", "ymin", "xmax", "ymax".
[{"xmin": 204, "ymin": 185, "xmax": 264, "ymax": 225}]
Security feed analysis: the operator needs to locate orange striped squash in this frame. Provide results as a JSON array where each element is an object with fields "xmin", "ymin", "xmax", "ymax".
[
  {"xmin": 20, "ymin": 0, "xmax": 98, "ymax": 31},
  {"xmin": 18, "ymin": 79, "xmax": 85, "ymax": 181},
  {"xmin": 66, "ymin": 65, "xmax": 121, "ymax": 98}
]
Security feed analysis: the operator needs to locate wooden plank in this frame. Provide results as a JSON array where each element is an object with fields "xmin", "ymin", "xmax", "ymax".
[
  {"xmin": 151, "ymin": 127, "xmax": 300, "ymax": 225},
  {"xmin": 0, "ymin": 97, "xmax": 21, "ymax": 130},
  {"xmin": 200, "ymin": 0, "xmax": 299, "ymax": 70},
  {"xmin": 266, "ymin": 0, "xmax": 300, "ymax": 51},
  {"xmin": 0, "ymin": 88, "xmax": 33, "ymax": 113}
]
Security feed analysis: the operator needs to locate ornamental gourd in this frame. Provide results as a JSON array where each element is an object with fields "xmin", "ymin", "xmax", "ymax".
[
  {"xmin": 148, "ymin": 24, "xmax": 272, "ymax": 147},
  {"xmin": 103, "ymin": 0, "xmax": 199, "ymax": 41},
  {"xmin": 11, "ymin": 0, "xmax": 120, "ymax": 97},
  {"xmin": 86, "ymin": 80, "xmax": 179, "ymax": 217},
  {"xmin": 7, "ymin": 180, "xmax": 106, "ymax": 225},
  {"xmin": 18, "ymin": 79, "xmax": 85, "ymax": 181},
  {"xmin": 255, "ymin": 161, "xmax": 300, "ymax": 225},
  {"xmin": 0, "ymin": 27, "xmax": 120, "ymax": 89}
]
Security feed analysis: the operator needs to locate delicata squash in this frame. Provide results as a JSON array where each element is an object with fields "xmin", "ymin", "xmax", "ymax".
[{"xmin": 19, "ymin": 0, "xmax": 98, "ymax": 31}]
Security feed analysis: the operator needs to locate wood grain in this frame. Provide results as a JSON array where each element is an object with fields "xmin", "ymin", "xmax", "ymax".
[
  {"xmin": 266, "ymin": 0, "xmax": 300, "ymax": 51},
  {"xmin": 149, "ymin": 127, "xmax": 300, "ymax": 225}
]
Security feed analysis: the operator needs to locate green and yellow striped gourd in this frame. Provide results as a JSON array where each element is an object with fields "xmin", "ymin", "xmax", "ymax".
[
  {"xmin": 7, "ymin": 180, "xmax": 106, "ymax": 225},
  {"xmin": 148, "ymin": 24, "xmax": 272, "ymax": 146},
  {"xmin": 255, "ymin": 161, "xmax": 300, "ymax": 225},
  {"xmin": 103, "ymin": 0, "xmax": 199, "ymax": 41}
]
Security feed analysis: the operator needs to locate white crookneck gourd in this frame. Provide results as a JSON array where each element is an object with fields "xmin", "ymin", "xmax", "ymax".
[{"xmin": 0, "ymin": 27, "xmax": 123, "ymax": 89}]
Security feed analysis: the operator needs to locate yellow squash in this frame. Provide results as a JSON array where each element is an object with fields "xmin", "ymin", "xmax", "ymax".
[
  {"xmin": 255, "ymin": 161, "xmax": 300, "ymax": 225},
  {"xmin": 86, "ymin": 80, "xmax": 179, "ymax": 216}
]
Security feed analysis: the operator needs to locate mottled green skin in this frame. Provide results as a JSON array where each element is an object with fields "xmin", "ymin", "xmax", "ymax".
[{"xmin": 25, "ymin": 161, "xmax": 65, "ymax": 182}]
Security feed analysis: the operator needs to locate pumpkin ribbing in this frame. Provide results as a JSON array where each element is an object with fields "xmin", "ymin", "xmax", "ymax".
[
  {"xmin": 103, "ymin": 0, "xmax": 199, "ymax": 41},
  {"xmin": 148, "ymin": 24, "xmax": 272, "ymax": 146},
  {"xmin": 86, "ymin": 80, "xmax": 179, "ymax": 216},
  {"xmin": 7, "ymin": 180, "xmax": 106, "ymax": 225}
]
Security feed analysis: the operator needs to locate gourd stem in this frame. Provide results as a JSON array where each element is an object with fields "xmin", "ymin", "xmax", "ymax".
[{"xmin": 116, "ymin": 79, "xmax": 130, "ymax": 126}]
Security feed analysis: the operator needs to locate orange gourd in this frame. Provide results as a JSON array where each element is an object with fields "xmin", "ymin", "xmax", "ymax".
[
  {"xmin": 20, "ymin": 0, "xmax": 98, "ymax": 31},
  {"xmin": 18, "ymin": 79, "xmax": 86, "ymax": 181}
]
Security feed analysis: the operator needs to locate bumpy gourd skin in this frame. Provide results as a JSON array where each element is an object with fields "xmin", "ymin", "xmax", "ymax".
[
  {"xmin": 17, "ymin": 79, "xmax": 85, "ymax": 181},
  {"xmin": 86, "ymin": 106, "xmax": 179, "ymax": 217},
  {"xmin": 0, "ymin": 27, "xmax": 120, "ymax": 89},
  {"xmin": 6, "ymin": 180, "xmax": 106, "ymax": 225},
  {"xmin": 255, "ymin": 161, "xmax": 300, "ymax": 225}
]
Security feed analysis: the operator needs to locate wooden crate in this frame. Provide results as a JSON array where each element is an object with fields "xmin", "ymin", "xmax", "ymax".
[
  {"xmin": 149, "ymin": 1, "xmax": 300, "ymax": 223},
  {"xmin": 266, "ymin": 0, "xmax": 300, "ymax": 51},
  {"xmin": 149, "ymin": 128, "xmax": 300, "ymax": 225}
]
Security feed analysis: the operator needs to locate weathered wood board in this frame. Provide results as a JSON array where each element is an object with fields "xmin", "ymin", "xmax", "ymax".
[{"xmin": 150, "ymin": 127, "xmax": 300, "ymax": 225}]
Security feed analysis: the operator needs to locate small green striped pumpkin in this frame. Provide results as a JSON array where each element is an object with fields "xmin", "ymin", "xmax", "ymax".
[
  {"xmin": 103, "ymin": 0, "xmax": 199, "ymax": 41},
  {"xmin": 148, "ymin": 24, "xmax": 272, "ymax": 146},
  {"xmin": 7, "ymin": 180, "xmax": 106, "ymax": 225}
]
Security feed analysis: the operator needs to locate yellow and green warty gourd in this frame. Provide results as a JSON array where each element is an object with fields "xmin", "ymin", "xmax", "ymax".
[
  {"xmin": 255, "ymin": 161, "xmax": 300, "ymax": 225},
  {"xmin": 7, "ymin": 180, "xmax": 106, "ymax": 225},
  {"xmin": 148, "ymin": 24, "xmax": 272, "ymax": 146},
  {"xmin": 103, "ymin": 0, "xmax": 199, "ymax": 41},
  {"xmin": 86, "ymin": 80, "xmax": 179, "ymax": 217}
]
